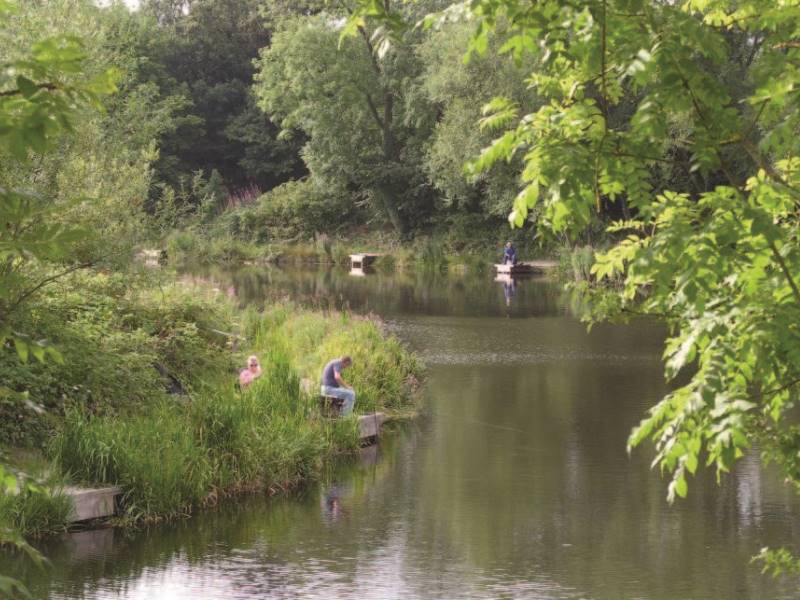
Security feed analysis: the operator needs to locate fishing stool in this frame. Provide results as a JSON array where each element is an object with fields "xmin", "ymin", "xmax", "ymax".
[{"xmin": 319, "ymin": 395, "xmax": 345, "ymax": 418}]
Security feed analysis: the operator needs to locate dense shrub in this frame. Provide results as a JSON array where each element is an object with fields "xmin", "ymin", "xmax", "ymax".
[
  {"xmin": 0, "ymin": 272, "xmax": 235, "ymax": 447},
  {"xmin": 213, "ymin": 180, "xmax": 361, "ymax": 243}
]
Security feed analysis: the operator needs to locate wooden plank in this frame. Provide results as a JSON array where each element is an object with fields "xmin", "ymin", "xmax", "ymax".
[
  {"xmin": 357, "ymin": 412, "xmax": 385, "ymax": 441},
  {"xmin": 525, "ymin": 259, "xmax": 558, "ymax": 269},
  {"xmin": 64, "ymin": 486, "xmax": 121, "ymax": 522},
  {"xmin": 349, "ymin": 253, "xmax": 381, "ymax": 268},
  {"xmin": 494, "ymin": 260, "xmax": 557, "ymax": 275},
  {"xmin": 495, "ymin": 263, "xmax": 536, "ymax": 275}
]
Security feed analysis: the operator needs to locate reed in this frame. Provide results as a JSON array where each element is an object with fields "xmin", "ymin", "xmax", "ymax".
[
  {"xmin": 249, "ymin": 303, "xmax": 423, "ymax": 414},
  {"xmin": 0, "ymin": 484, "xmax": 71, "ymax": 538},
  {"xmin": 53, "ymin": 406, "xmax": 212, "ymax": 520}
]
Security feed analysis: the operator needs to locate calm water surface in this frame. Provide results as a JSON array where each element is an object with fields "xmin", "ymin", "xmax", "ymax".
[{"xmin": 10, "ymin": 266, "xmax": 800, "ymax": 598}]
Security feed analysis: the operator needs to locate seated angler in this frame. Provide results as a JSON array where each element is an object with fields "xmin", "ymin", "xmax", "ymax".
[
  {"xmin": 503, "ymin": 241, "xmax": 518, "ymax": 266},
  {"xmin": 320, "ymin": 355, "xmax": 356, "ymax": 416}
]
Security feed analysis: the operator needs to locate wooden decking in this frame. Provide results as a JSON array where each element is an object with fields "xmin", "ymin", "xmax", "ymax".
[
  {"xmin": 495, "ymin": 260, "xmax": 558, "ymax": 275},
  {"xmin": 350, "ymin": 253, "xmax": 381, "ymax": 269},
  {"xmin": 64, "ymin": 485, "xmax": 122, "ymax": 522},
  {"xmin": 357, "ymin": 413, "xmax": 385, "ymax": 443},
  {"xmin": 318, "ymin": 395, "xmax": 386, "ymax": 445}
]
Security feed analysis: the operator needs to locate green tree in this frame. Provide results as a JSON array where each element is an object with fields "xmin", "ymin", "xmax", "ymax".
[
  {"xmin": 418, "ymin": 19, "xmax": 537, "ymax": 217},
  {"xmin": 0, "ymin": 0, "xmax": 120, "ymax": 357},
  {"xmin": 254, "ymin": 6, "xmax": 437, "ymax": 235},
  {"xmin": 138, "ymin": 0, "xmax": 303, "ymax": 198},
  {"xmin": 0, "ymin": 0, "xmax": 120, "ymax": 593}
]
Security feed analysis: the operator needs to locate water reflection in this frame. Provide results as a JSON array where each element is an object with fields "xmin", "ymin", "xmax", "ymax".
[
  {"xmin": 495, "ymin": 274, "xmax": 517, "ymax": 308},
  {"xmin": 6, "ymin": 269, "xmax": 800, "ymax": 599},
  {"xmin": 178, "ymin": 265, "xmax": 565, "ymax": 318},
  {"xmin": 321, "ymin": 482, "xmax": 347, "ymax": 523}
]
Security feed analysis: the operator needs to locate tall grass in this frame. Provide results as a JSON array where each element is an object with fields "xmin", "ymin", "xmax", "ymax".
[
  {"xmin": 166, "ymin": 230, "xmax": 263, "ymax": 265},
  {"xmin": 0, "ymin": 481, "xmax": 71, "ymax": 538},
  {"xmin": 246, "ymin": 303, "xmax": 423, "ymax": 414},
  {"xmin": 570, "ymin": 245, "xmax": 595, "ymax": 282},
  {"xmin": 37, "ymin": 286, "xmax": 420, "ymax": 526},
  {"xmin": 53, "ymin": 406, "xmax": 212, "ymax": 520}
]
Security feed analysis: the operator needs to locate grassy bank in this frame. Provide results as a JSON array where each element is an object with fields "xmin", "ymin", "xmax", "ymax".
[
  {"xmin": 164, "ymin": 226, "xmax": 554, "ymax": 275},
  {"xmin": 0, "ymin": 269, "xmax": 422, "ymax": 535},
  {"xmin": 245, "ymin": 304, "xmax": 422, "ymax": 416}
]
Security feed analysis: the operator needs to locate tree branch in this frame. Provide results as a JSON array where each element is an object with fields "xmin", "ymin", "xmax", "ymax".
[
  {"xmin": 358, "ymin": 25, "xmax": 383, "ymax": 77},
  {"xmin": 0, "ymin": 83, "xmax": 58, "ymax": 97},
  {"xmin": 363, "ymin": 91, "xmax": 385, "ymax": 130},
  {"xmin": 9, "ymin": 263, "xmax": 93, "ymax": 313}
]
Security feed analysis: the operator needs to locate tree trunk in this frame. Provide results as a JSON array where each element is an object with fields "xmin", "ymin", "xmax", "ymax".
[
  {"xmin": 379, "ymin": 86, "xmax": 406, "ymax": 234},
  {"xmin": 374, "ymin": 183, "xmax": 405, "ymax": 235},
  {"xmin": 357, "ymin": 12, "xmax": 406, "ymax": 236}
]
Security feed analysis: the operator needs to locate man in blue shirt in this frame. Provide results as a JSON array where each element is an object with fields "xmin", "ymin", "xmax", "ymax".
[
  {"xmin": 503, "ymin": 241, "xmax": 517, "ymax": 265},
  {"xmin": 320, "ymin": 356, "xmax": 356, "ymax": 415}
]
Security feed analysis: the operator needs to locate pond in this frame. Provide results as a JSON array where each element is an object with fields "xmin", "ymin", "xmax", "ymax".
[{"xmin": 10, "ymin": 266, "xmax": 800, "ymax": 598}]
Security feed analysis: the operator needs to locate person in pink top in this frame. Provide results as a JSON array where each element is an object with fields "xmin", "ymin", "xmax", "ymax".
[{"xmin": 239, "ymin": 355, "xmax": 262, "ymax": 389}]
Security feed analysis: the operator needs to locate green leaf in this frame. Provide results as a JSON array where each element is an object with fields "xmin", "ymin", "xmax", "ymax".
[
  {"xmin": 13, "ymin": 338, "xmax": 29, "ymax": 363},
  {"xmin": 15, "ymin": 75, "xmax": 38, "ymax": 98}
]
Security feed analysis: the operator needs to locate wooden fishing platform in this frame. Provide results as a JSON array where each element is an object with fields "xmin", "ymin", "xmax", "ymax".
[
  {"xmin": 494, "ymin": 260, "xmax": 558, "ymax": 276},
  {"xmin": 64, "ymin": 485, "xmax": 122, "ymax": 522},
  {"xmin": 318, "ymin": 396, "xmax": 386, "ymax": 445},
  {"xmin": 358, "ymin": 412, "xmax": 386, "ymax": 443},
  {"xmin": 350, "ymin": 253, "xmax": 381, "ymax": 269}
]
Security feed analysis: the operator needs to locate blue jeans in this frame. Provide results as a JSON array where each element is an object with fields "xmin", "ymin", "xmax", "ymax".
[{"xmin": 320, "ymin": 385, "xmax": 356, "ymax": 415}]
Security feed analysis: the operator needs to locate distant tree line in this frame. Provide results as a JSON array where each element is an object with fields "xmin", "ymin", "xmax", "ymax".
[{"xmin": 124, "ymin": 0, "xmax": 551, "ymax": 240}]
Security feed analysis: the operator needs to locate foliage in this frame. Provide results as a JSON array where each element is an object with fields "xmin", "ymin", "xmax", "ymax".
[
  {"xmin": 0, "ymin": 272, "xmax": 235, "ymax": 447},
  {"xmin": 146, "ymin": 0, "xmax": 559, "ymax": 244},
  {"xmin": 138, "ymin": 0, "xmax": 304, "ymax": 198},
  {"xmin": 754, "ymin": 546, "xmax": 800, "ymax": 578},
  {"xmin": 0, "ymin": 461, "xmax": 58, "ymax": 599},
  {"xmin": 0, "ymin": 0, "xmax": 118, "ymax": 361},
  {"xmin": 418, "ymin": 18, "xmax": 538, "ymax": 217},
  {"xmin": 254, "ymin": 7, "xmax": 438, "ymax": 235}
]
